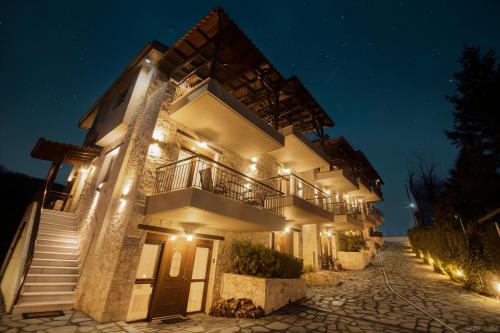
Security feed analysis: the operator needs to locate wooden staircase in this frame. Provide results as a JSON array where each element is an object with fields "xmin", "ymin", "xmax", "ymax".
[{"xmin": 12, "ymin": 209, "xmax": 80, "ymax": 314}]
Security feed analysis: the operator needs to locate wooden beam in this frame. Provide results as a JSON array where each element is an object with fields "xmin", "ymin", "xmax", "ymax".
[{"xmin": 138, "ymin": 224, "xmax": 225, "ymax": 241}]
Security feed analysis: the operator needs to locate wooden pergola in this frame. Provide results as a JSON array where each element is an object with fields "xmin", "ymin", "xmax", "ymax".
[{"xmin": 158, "ymin": 7, "xmax": 334, "ymax": 136}]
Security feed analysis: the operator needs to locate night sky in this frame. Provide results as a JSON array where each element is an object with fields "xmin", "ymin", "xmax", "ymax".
[{"xmin": 1, "ymin": 1, "xmax": 499, "ymax": 236}]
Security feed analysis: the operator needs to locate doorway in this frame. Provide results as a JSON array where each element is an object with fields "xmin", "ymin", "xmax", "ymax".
[{"xmin": 147, "ymin": 234, "xmax": 213, "ymax": 319}]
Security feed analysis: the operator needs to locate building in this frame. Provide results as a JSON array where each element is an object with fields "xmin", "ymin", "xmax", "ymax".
[{"xmin": 0, "ymin": 7, "xmax": 384, "ymax": 322}]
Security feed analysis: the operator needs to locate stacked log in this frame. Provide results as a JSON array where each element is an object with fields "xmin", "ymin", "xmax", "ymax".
[{"xmin": 209, "ymin": 298, "xmax": 265, "ymax": 318}]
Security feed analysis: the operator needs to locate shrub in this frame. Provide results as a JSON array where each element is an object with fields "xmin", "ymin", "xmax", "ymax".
[
  {"xmin": 370, "ymin": 231, "xmax": 383, "ymax": 237},
  {"xmin": 337, "ymin": 234, "xmax": 366, "ymax": 252},
  {"xmin": 229, "ymin": 241, "xmax": 303, "ymax": 279}
]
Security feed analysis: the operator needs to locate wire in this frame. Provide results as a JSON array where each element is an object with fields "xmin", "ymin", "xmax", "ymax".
[{"xmin": 379, "ymin": 251, "xmax": 459, "ymax": 333}]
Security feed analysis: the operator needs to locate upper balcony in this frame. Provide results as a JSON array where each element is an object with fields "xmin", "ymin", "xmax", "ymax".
[
  {"xmin": 146, "ymin": 155, "xmax": 286, "ymax": 232},
  {"xmin": 314, "ymin": 166, "xmax": 358, "ymax": 193},
  {"xmin": 352, "ymin": 177, "xmax": 383, "ymax": 202},
  {"xmin": 265, "ymin": 174, "xmax": 332, "ymax": 224},
  {"xmin": 267, "ymin": 125, "xmax": 330, "ymax": 172},
  {"xmin": 169, "ymin": 76, "xmax": 284, "ymax": 159},
  {"xmin": 328, "ymin": 202, "xmax": 364, "ymax": 231}
]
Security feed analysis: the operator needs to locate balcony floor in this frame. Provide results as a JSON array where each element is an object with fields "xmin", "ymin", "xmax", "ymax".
[{"xmin": 283, "ymin": 195, "xmax": 332, "ymax": 225}]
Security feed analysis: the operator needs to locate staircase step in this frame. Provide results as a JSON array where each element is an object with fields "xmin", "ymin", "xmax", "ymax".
[
  {"xmin": 25, "ymin": 274, "xmax": 79, "ymax": 283},
  {"xmin": 36, "ymin": 239, "xmax": 78, "ymax": 248},
  {"xmin": 18, "ymin": 291, "xmax": 74, "ymax": 304},
  {"xmin": 41, "ymin": 209, "xmax": 77, "ymax": 219},
  {"xmin": 24, "ymin": 282, "xmax": 77, "ymax": 292},
  {"xmin": 38, "ymin": 226, "xmax": 77, "ymax": 237},
  {"xmin": 34, "ymin": 251, "xmax": 79, "ymax": 260},
  {"xmin": 29, "ymin": 266, "xmax": 79, "ymax": 275},
  {"xmin": 39, "ymin": 221, "xmax": 78, "ymax": 231},
  {"xmin": 32, "ymin": 258, "xmax": 79, "ymax": 268},
  {"xmin": 12, "ymin": 300, "xmax": 74, "ymax": 314},
  {"xmin": 37, "ymin": 232, "xmax": 78, "ymax": 242},
  {"xmin": 35, "ymin": 244, "xmax": 79, "ymax": 254}
]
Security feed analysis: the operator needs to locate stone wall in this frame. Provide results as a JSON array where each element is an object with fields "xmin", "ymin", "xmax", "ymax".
[
  {"xmin": 221, "ymin": 273, "xmax": 305, "ymax": 314},
  {"xmin": 338, "ymin": 250, "xmax": 372, "ymax": 270},
  {"xmin": 302, "ymin": 224, "xmax": 320, "ymax": 270}
]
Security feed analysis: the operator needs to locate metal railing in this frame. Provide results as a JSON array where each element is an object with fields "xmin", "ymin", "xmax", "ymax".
[
  {"xmin": 327, "ymin": 202, "xmax": 361, "ymax": 216},
  {"xmin": 367, "ymin": 206, "xmax": 384, "ymax": 219},
  {"xmin": 154, "ymin": 155, "xmax": 284, "ymax": 216},
  {"xmin": 172, "ymin": 74, "xmax": 204, "ymax": 102},
  {"xmin": 265, "ymin": 174, "xmax": 332, "ymax": 211}
]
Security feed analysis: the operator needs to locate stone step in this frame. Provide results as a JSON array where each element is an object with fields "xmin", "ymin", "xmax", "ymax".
[
  {"xmin": 39, "ymin": 220, "xmax": 78, "ymax": 231},
  {"xmin": 24, "ymin": 282, "xmax": 77, "ymax": 292},
  {"xmin": 32, "ymin": 258, "xmax": 79, "ymax": 268},
  {"xmin": 29, "ymin": 266, "xmax": 79, "ymax": 275},
  {"xmin": 25, "ymin": 274, "xmax": 79, "ymax": 283},
  {"xmin": 37, "ymin": 232, "xmax": 78, "ymax": 242},
  {"xmin": 41, "ymin": 209, "xmax": 77, "ymax": 219},
  {"xmin": 38, "ymin": 226, "xmax": 78, "ymax": 237},
  {"xmin": 36, "ymin": 238, "xmax": 78, "ymax": 248},
  {"xmin": 35, "ymin": 244, "xmax": 79, "ymax": 254},
  {"xmin": 34, "ymin": 251, "xmax": 79, "ymax": 260},
  {"xmin": 19, "ymin": 291, "xmax": 74, "ymax": 303},
  {"xmin": 12, "ymin": 300, "xmax": 74, "ymax": 314}
]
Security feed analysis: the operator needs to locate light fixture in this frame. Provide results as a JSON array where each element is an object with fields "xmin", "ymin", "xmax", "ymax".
[
  {"xmin": 325, "ymin": 189, "xmax": 331, "ymax": 195},
  {"xmin": 90, "ymin": 166, "xmax": 96, "ymax": 174},
  {"xmin": 152, "ymin": 128, "xmax": 165, "ymax": 142},
  {"xmin": 284, "ymin": 227, "xmax": 290, "ymax": 233},
  {"xmin": 186, "ymin": 235, "xmax": 193, "ymax": 242},
  {"xmin": 119, "ymin": 198, "xmax": 126, "ymax": 209},
  {"xmin": 122, "ymin": 181, "xmax": 132, "ymax": 196},
  {"xmin": 170, "ymin": 235, "xmax": 177, "ymax": 241},
  {"xmin": 244, "ymin": 183, "xmax": 251, "ymax": 189},
  {"xmin": 197, "ymin": 141, "xmax": 208, "ymax": 148},
  {"xmin": 250, "ymin": 164, "xmax": 257, "ymax": 172},
  {"xmin": 496, "ymin": 282, "xmax": 500, "ymax": 293},
  {"xmin": 456, "ymin": 270, "xmax": 463, "ymax": 277},
  {"xmin": 149, "ymin": 143, "xmax": 162, "ymax": 157},
  {"xmin": 282, "ymin": 168, "xmax": 291, "ymax": 174},
  {"xmin": 428, "ymin": 258, "xmax": 434, "ymax": 265},
  {"xmin": 409, "ymin": 203, "xmax": 416, "ymax": 208},
  {"xmin": 251, "ymin": 157, "xmax": 258, "ymax": 162},
  {"xmin": 145, "ymin": 57, "xmax": 152, "ymax": 64},
  {"xmin": 98, "ymin": 183, "xmax": 104, "ymax": 190}
]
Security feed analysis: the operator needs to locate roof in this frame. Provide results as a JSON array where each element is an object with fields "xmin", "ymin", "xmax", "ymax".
[
  {"xmin": 31, "ymin": 138, "xmax": 102, "ymax": 164},
  {"xmin": 158, "ymin": 7, "xmax": 334, "ymax": 133}
]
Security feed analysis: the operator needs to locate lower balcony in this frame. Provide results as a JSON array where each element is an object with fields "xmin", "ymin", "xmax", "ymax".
[
  {"xmin": 329, "ymin": 203, "xmax": 364, "ymax": 231},
  {"xmin": 146, "ymin": 156, "xmax": 286, "ymax": 232},
  {"xmin": 265, "ymin": 175, "xmax": 332, "ymax": 224}
]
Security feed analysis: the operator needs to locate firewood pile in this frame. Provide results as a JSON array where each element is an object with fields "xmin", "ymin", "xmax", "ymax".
[{"xmin": 209, "ymin": 298, "xmax": 265, "ymax": 318}]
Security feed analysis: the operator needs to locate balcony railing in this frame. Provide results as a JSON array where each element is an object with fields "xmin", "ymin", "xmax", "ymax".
[
  {"xmin": 367, "ymin": 206, "xmax": 384, "ymax": 219},
  {"xmin": 172, "ymin": 74, "xmax": 204, "ymax": 102},
  {"xmin": 153, "ymin": 155, "xmax": 284, "ymax": 216},
  {"xmin": 265, "ymin": 174, "xmax": 331, "ymax": 211},
  {"xmin": 314, "ymin": 166, "xmax": 358, "ymax": 187},
  {"xmin": 327, "ymin": 202, "xmax": 360, "ymax": 216}
]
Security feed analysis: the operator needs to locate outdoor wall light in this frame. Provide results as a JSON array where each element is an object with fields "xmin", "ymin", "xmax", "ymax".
[
  {"xmin": 197, "ymin": 141, "xmax": 208, "ymax": 148},
  {"xmin": 250, "ymin": 164, "xmax": 257, "ymax": 172},
  {"xmin": 97, "ymin": 183, "xmax": 105, "ymax": 191},
  {"xmin": 145, "ymin": 57, "xmax": 152, "ymax": 64},
  {"xmin": 284, "ymin": 227, "xmax": 290, "ymax": 233},
  {"xmin": 119, "ymin": 198, "xmax": 127, "ymax": 209},
  {"xmin": 170, "ymin": 235, "xmax": 177, "ymax": 241},
  {"xmin": 456, "ymin": 270, "xmax": 463, "ymax": 277},
  {"xmin": 496, "ymin": 282, "xmax": 500, "ymax": 293},
  {"xmin": 251, "ymin": 157, "xmax": 258, "ymax": 162},
  {"xmin": 122, "ymin": 180, "xmax": 132, "ymax": 196},
  {"xmin": 282, "ymin": 168, "xmax": 291, "ymax": 174},
  {"xmin": 186, "ymin": 235, "xmax": 193, "ymax": 241},
  {"xmin": 149, "ymin": 143, "xmax": 162, "ymax": 157},
  {"xmin": 152, "ymin": 128, "xmax": 166, "ymax": 142},
  {"xmin": 325, "ymin": 189, "xmax": 331, "ymax": 195}
]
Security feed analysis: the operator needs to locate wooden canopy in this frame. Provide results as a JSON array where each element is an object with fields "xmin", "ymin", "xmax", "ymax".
[
  {"xmin": 158, "ymin": 7, "xmax": 334, "ymax": 134},
  {"xmin": 318, "ymin": 137, "xmax": 383, "ymax": 184},
  {"xmin": 31, "ymin": 138, "xmax": 101, "ymax": 164}
]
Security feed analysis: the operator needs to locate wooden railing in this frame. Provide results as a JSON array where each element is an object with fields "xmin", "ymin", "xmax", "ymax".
[{"xmin": 154, "ymin": 155, "xmax": 284, "ymax": 216}]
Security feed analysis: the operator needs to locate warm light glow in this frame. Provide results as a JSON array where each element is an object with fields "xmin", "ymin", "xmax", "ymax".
[
  {"xmin": 145, "ymin": 57, "xmax": 152, "ymax": 64},
  {"xmin": 251, "ymin": 157, "xmax": 258, "ymax": 162},
  {"xmin": 282, "ymin": 168, "xmax": 291, "ymax": 174},
  {"xmin": 244, "ymin": 183, "xmax": 251, "ymax": 189},
  {"xmin": 80, "ymin": 168, "xmax": 89, "ymax": 174},
  {"xmin": 98, "ymin": 183, "xmax": 104, "ymax": 189},
  {"xmin": 344, "ymin": 194, "xmax": 349, "ymax": 199},
  {"xmin": 119, "ymin": 198, "xmax": 126, "ymax": 210},
  {"xmin": 170, "ymin": 235, "xmax": 177, "ymax": 241},
  {"xmin": 149, "ymin": 143, "xmax": 162, "ymax": 157},
  {"xmin": 428, "ymin": 258, "xmax": 434, "ymax": 265},
  {"xmin": 250, "ymin": 164, "xmax": 257, "ymax": 172},
  {"xmin": 90, "ymin": 166, "xmax": 96, "ymax": 174},
  {"xmin": 496, "ymin": 282, "xmax": 500, "ymax": 293},
  {"xmin": 325, "ymin": 189, "xmax": 331, "ymax": 195},
  {"xmin": 186, "ymin": 235, "xmax": 193, "ymax": 242},
  {"xmin": 284, "ymin": 227, "xmax": 290, "ymax": 233},
  {"xmin": 197, "ymin": 141, "xmax": 208, "ymax": 148},
  {"xmin": 456, "ymin": 270, "xmax": 463, "ymax": 277},
  {"xmin": 122, "ymin": 180, "xmax": 132, "ymax": 196},
  {"xmin": 358, "ymin": 199, "xmax": 363, "ymax": 203},
  {"xmin": 152, "ymin": 128, "xmax": 166, "ymax": 142},
  {"xmin": 335, "ymin": 193, "xmax": 340, "ymax": 201}
]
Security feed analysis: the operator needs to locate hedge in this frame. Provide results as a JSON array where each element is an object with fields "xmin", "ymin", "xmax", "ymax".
[
  {"xmin": 229, "ymin": 241, "xmax": 303, "ymax": 278},
  {"xmin": 337, "ymin": 234, "xmax": 366, "ymax": 252},
  {"xmin": 408, "ymin": 223, "xmax": 500, "ymax": 292}
]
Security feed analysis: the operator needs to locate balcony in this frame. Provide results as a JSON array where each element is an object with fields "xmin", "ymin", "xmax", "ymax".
[
  {"xmin": 169, "ymin": 76, "xmax": 284, "ymax": 159},
  {"xmin": 314, "ymin": 167, "xmax": 358, "ymax": 192},
  {"xmin": 351, "ymin": 177, "xmax": 383, "ymax": 202},
  {"xmin": 146, "ymin": 155, "xmax": 286, "ymax": 232},
  {"xmin": 328, "ymin": 202, "xmax": 364, "ymax": 231},
  {"xmin": 265, "ymin": 174, "xmax": 332, "ymax": 224},
  {"xmin": 268, "ymin": 126, "xmax": 329, "ymax": 172}
]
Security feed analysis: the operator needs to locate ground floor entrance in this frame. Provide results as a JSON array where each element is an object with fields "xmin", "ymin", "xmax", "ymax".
[{"xmin": 130, "ymin": 233, "xmax": 213, "ymax": 320}]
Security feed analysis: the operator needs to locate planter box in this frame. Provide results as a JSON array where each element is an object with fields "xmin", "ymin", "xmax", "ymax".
[
  {"xmin": 338, "ymin": 250, "xmax": 372, "ymax": 270},
  {"xmin": 221, "ymin": 273, "xmax": 305, "ymax": 314}
]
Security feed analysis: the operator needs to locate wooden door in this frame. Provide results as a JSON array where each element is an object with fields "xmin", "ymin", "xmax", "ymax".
[{"xmin": 149, "ymin": 239, "xmax": 194, "ymax": 318}]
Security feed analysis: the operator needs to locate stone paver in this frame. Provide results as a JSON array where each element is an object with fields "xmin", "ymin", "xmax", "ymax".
[{"xmin": 2, "ymin": 240, "xmax": 499, "ymax": 332}]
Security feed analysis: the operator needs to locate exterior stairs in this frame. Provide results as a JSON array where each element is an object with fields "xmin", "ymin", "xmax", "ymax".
[{"xmin": 12, "ymin": 209, "xmax": 80, "ymax": 314}]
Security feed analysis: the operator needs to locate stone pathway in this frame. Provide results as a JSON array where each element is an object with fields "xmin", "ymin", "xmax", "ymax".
[{"xmin": 2, "ymin": 240, "xmax": 499, "ymax": 332}]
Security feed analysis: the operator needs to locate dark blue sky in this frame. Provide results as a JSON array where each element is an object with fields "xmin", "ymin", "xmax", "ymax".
[{"xmin": 1, "ymin": 1, "xmax": 499, "ymax": 235}]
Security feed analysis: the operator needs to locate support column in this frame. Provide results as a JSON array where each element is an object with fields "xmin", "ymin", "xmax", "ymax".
[{"xmin": 302, "ymin": 224, "xmax": 321, "ymax": 270}]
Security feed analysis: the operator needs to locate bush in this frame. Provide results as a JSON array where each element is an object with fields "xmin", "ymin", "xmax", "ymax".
[
  {"xmin": 370, "ymin": 231, "xmax": 383, "ymax": 237},
  {"xmin": 229, "ymin": 241, "xmax": 303, "ymax": 279},
  {"xmin": 407, "ymin": 224, "xmax": 500, "ymax": 292},
  {"xmin": 337, "ymin": 234, "xmax": 366, "ymax": 252}
]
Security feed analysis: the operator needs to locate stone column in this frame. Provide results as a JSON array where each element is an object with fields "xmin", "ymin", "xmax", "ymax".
[{"xmin": 302, "ymin": 224, "xmax": 321, "ymax": 270}]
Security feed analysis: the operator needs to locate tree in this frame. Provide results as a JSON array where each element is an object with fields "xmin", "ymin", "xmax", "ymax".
[{"xmin": 445, "ymin": 47, "xmax": 500, "ymax": 222}]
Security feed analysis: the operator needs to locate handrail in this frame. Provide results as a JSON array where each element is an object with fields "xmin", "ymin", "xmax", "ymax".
[
  {"xmin": 157, "ymin": 155, "xmax": 283, "ymax": 195},
  {"xmin": 266, "ymin": 174, "xmax": 329, "ymax": 198},
  {"xmin": 154, "ymin": 155, "xmax": 284, "ymax": 216}
]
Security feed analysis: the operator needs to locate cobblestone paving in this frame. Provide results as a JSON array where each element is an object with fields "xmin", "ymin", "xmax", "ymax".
[{"xmin": 2, "ymin": 240, "xmax": 499, "ymax": 333}]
